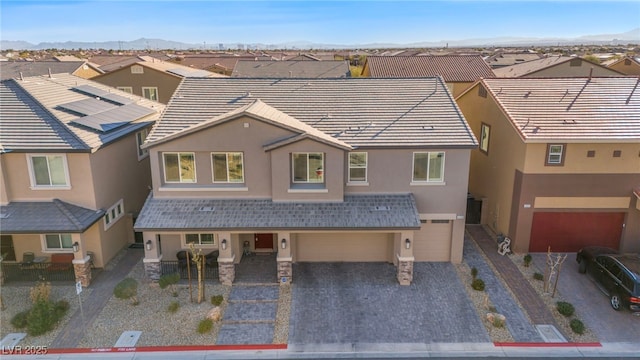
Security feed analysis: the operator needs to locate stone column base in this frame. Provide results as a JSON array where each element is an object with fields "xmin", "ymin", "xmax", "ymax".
[
  {"xmin": 73, "ymin": 257, "xmax": 92, "ymax": 287},
  {"xmin": 143, "ymin": 258, "xmax": 162, "ymax": 281},
  {"xmin": 277, "ymin": 258, "xmax": 292, "ymax": 285},
  {"xmin": 396, "ymin": 256, "xmax": 414, "ymax": 286},
  {"xmin": 218, "ymin": 261, "xmax": 235, "ymax": 285}
]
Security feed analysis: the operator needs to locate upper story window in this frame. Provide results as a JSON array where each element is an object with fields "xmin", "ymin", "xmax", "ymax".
[
  {"xmin": 117, "ymin": 86, "xmax": 133, "ymax": 94},
  {"xmin": 142, "ymin": 87, "xmax": 158, "ymax": 101},
  {"xmin": 212, "ymin": 152, "xmax": 244, "ymax": 183},
  {"xmin": 479, "ymin": 123, "xmax": 491, "ymax": 154},
  {"xmin": 348, "ymin": 152, "xmax": 367, "ymax": 183},
  {"xmin": 412, "ymin": 152, "xmax": 445, "ymax": 183},
  {"xmin": 185, "ymin": 233, "xmax": 216, "ymax": 246},
  {"xmin": 131, "ymin": 65, "xmax": 144, "ymax": 74},
  {"xmin": 546, "ymin": 144, "xmax": 565, "ymax": 166},
  {"xmin": 163, "ymin": 152, "xmax": 196, "ymax": 183},
  {"xmin": 44, "ymin": 234, "xmax": 73, "ymax": 251},
  {"xmin": 27, "ymin": 154, "xmax": 70, "ymax": 189},
  {"xmin": 569, "ymin": 58, "xmax": 582, "ymax": 67},
  {"xmin": 136, "ymin": 128, "xmax": 149, "ymax": 160},
  {"xmin": 292, "ymin": 152, "xmax": 324, "ymax": 183},
  {"xmin": 104, "ymin": 199, "xmax": 124, "ymax": 230}
]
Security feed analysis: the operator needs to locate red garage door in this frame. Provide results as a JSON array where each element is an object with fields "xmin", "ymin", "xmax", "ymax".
[{"xmin": 529, "ymin": 212, "xmax": 624, "ymax": 252}]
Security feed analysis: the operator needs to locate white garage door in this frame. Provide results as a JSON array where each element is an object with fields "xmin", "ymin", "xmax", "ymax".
[
  {"xmin": 296, "ymin": 233, "xmax": 392, "ymax": 262},
  {"xmin": 413, "ymin": 220, "xmax": 452, "ymax": 261}
]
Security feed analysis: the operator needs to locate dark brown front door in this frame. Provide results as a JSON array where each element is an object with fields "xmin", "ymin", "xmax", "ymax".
[{"xmin": 254, "ymin": 233, "xmax": 273, "ymax": 250}]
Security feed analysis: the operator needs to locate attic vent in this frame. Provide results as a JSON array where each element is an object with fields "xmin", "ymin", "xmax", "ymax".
[
  {"xmin": 624, "ymin": 59, "xmax": 631, "ymax": 66},
  {"xmin": 478, "ymin": 84, "xmax": 487, "ymax": 98},
  {"xmin": 198, "ymin": 206, "xmax": 215, "ymax": 212},
  {"xmin": 373, "ymin": 206, "xmax": 390, "ymax": 211},
  {"xmin": 570, "ymin": 58, "xmax": 582, "ymax": 67}
]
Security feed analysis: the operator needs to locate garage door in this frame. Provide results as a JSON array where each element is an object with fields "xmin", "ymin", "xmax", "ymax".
[
  {"xmin": 413, "ymin": 220, "xmax": 452, "ymax": 261},
  {"xmin": 529, "ymin": 212, "xmax": 624, "ymax": 252},
  {"xmin": 296, "ymin": 233, "xmax": 392, "ymax": 262}
]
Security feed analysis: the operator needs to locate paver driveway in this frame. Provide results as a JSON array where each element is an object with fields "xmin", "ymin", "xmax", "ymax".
[{"xmin": 288, "ymin": 262, "xmax": 489, "ymax": 344}]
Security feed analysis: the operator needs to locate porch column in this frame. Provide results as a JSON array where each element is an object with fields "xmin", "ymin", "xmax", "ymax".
[
  {"xmin": 143, "ymin": 232, "xmax": 161, "ymax": 281},
  {"xmin": 218, "ymin": 232, "xmax": 235, "ymax": 285},
  {"xmin": 71, "ymin": 234, "xmax": 92, "ymax": 287},
  {"xmin": 277, "ymin": 232, "xmax": 292, "ymax": 285},
  {"xmin": 396, "ymin": 231, "xmax": 414, "ymax": 285}
]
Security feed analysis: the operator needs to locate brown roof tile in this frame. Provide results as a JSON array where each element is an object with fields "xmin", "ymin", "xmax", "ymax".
[{"xmin": 365, "ymin": 55, "xmax": 495, "ymax": 82}]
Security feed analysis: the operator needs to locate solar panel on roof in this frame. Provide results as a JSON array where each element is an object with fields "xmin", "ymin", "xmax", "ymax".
[
  {"xmin": 58, "ymin": 98, "xmax": 118, "ymax": 116},
  {"xmin": 71, "ymin": 103, "xmax": 156, "ymax": 133},
  {"xmin": 72, "ymin": 85, "xmax": 134, "ymax": 105}
]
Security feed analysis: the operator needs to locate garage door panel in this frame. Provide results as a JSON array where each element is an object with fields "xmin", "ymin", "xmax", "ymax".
[
  {"xmin": 530, "ymin": 212, "xmax": 624, "ymax": 252},
  {"xmin": 296, "ymin": 233, "xmax": 391, "ymax": 262},
  {"xmin": 414, "ymin": 221, "xmax": 452, "ymax": 261}
]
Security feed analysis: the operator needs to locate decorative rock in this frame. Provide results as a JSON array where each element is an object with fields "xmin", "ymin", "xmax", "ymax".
[
  {"xmin": 207, "ymin": 306, "xmax": 222, "ymax": 322},
  {"xmin": 486, "ymin": 312, "xmax": 506, "ymax": 327}
]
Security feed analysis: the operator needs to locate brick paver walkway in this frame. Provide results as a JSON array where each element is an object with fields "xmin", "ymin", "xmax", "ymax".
[
  {"xmin": 50, "ymin": 248, "xmax": 143, "ymax": 348},
  {"xmin": 466, "ymin": 225, "xmax": 560, "ymax": 329}
]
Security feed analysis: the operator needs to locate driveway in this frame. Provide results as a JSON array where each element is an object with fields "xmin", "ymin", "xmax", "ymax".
[
  {"xmin": 532, "ymin": 254, "xmax": 640, "ymax": 342},
  {"xmin": 288, "ymin": 262, "xmax": 489, "ymax": 344}
]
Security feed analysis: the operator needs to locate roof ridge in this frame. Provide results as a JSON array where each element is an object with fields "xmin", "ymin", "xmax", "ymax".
[{"xmin": 52, "ymin": 199, "xmax": 85, "ymax": 231}]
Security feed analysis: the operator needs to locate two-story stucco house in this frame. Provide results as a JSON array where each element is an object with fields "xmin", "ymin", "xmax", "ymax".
[
  {"xmin": 135, "ymin": 77, "xmax": 478, "ymax": 285},
  {"xmin": 456, "ymin": 77, "xmax": 640, "ymax": 254},
  {"xmin": 0, "ymin": 73, "xmax": 164, "ymax": 286}
]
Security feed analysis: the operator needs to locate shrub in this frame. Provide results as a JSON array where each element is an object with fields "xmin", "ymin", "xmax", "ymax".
[
  {"xmin": 533, "ymin": 272, "xmax": 544, "ymax": 281},
  {"xmin": 570, "ymin": 319, "xmax": 585, "ymax": 334},
  {"xmin": 114, "ymin": 278, "xmax": 138, "ymax": 305},
  {"xmin": 211, "ymin": 295, "xmax": 223, "ymax": 306},
  {"xmin": 29, "ymin": 282, "xmax": 51, "ymax": 304},
  {"xmin": 492, "ymin": 316, "xmax": 505, "ymax": 328},
  {"xmin": 167, "ymin": 301, "xmax": 180, "ymax": 314},
  {"xmin": 11, "ymin": 310, "xmax": 29, "ymax": 329},
  {"xmin": 159, "ymin": 273, "xmax": 180, "ymax": 297},
  {"xmin": 197, "ymin": 318, "xmax": 213, "ymax": 334},
  {"xmin": 556, "ymin": 301, "xmax": 575, "ymax": 317},
  {"xmin": 53, "ymin": 300, "xmax": 70, "ymax": 319},
  {"xmin": 27, "ymin": 299, "xmax": 56, "ymax": 336},
  {"xmin": 471, "ymin": 278, "xmax": 485, "ymax": 291},
  {"xmin": 523, "ymin": 254, "xmax": 532, "ymax": 267},
  {"xmin": 471, "ymin": 267, "xmax": 478, "ymax": 280}
]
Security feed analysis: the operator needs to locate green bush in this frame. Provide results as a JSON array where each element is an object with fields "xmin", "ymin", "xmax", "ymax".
[
  {"xmin": 167, "ymin": 301, "xmax": 180, "ymax": 314},
  {"xmin": 211, "ymin": 295, "xmax": 223, "ymax": 306},
  {"xmin": 470, "ymin": 267, "xmax": 478, "ymax": 280},
  {"xmin": 523, "ymin": 254, "xmax": 532, "ymax": 267},
  {"xmin": 11, "ymin": 310, "xmax": 29, "ymax": 329},
  {"xmin": 159, "ymin": 273, "xmax": 180, "ymax": 297},
  {"xmin": 114, "ymin": 278, "xmax": 138, "ymax": 304},
  {"xmin": 533, "ymin": 272, "xmax": 544, "ymax": 281},
  {"xmin": 27, "ymin": 299, "xmax": 57, "ymax": 336},
  {"xmin": 471, "ymin": 278, "xmax": 485, "ymax": 291},
  {"xmin": 492, "ymin": 317, "xmax": 505, "ymax": 328},
  {"xmin": 556, "ymin": 301, "xmax": 575, "ymax": 317},
  {"xmin": 197, "ymin": 318, "xmax": 213, "ymax": 334},
  {"xmin": 570, "ymin": 319, "xmax": 585, "ymax": 334}
]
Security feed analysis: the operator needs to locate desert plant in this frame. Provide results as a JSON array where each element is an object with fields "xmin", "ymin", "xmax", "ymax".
[
  {"xmin": 159, "ymin": 273, "xmax": 180, "ymax": 297},
  {"xmin": 533, "ymin": 272, "xmax": 544, "ymax": 281},
  {"xmin": 492, "ymin": 316, "xmax": 505, "ymax": 328},
  {"xmin": 523, "ymin": 254, "xmax": 532, "ymax": 267},
  {"xmin": 11, "ymin": 310, "xmax": 29, "ymax": 329},
  {"xmin": 114, "ymin": 277, "xmax": 138, "ymax": 305},
  {"xmin": 26, "ymin": 299, "xmax": 57, "ymax": 336},
  {"xmin": 556, "ymin": 301, "xmax": 575, "ymax": 317},
  {"xmin": 211, "ymin": 295, "xmax": 223, "ymax": 306},
  {"xmin": 167, "ymin": 301, "xmax": 180, "ymax": 314},
  {"xmin": 471, "ymin": 267, "xmax": 478, "ymax": 280},
  {"xmin": 197, "ymin": 318, "xmax": 213, "ymax": 334},
  {"xmin": 570, "ymin": 318, "xmax": 585, "ymax": 334},
  {"xmin": 471, "ymin": 278, "xmax": 485, "ymax": 291},
  {"xmin": 29, "ymin": 281, "xmax": 51, "ymax": 304}
]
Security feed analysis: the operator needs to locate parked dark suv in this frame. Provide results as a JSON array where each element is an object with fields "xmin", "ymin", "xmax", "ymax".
[{"xmin": 576, "ymin": 246, "xmax": 640, "ymax": 313}]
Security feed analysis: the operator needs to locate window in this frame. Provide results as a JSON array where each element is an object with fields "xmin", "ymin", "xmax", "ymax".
[
  {"xmin": 142, "ymin": 87, "xmax": 158, "ymax": 101},
  {"xmin": 480, "ymin": 123, "xmax": 491, "ymax": 154},
  {"xmin": 117, "ymin": 86, "xmax": 133, "ymax": 94},
  {"xmin": 104, "ymin": 199, "xmax": 124, "ymax": 230},
  {"xmin": 163, "ymin": 152, "xmax": 196, "ymax": 183},
  {"xmin": 44, "ymin": 234, "xmax": 73, "ymax": 251},
  {"xmin": 211, "ymin": 152, "xmax": 244, "ymax": 183},
  {"xmin": 131, "ymin": 65, "xmax": 143, "ymax": 74},
  {"xmin": 185, "ymin": 233, "xmax": 216, "ymax": 246},
  {"xmin": 546, "ymin": 144, "xmax": 565, "ymax": 165},
  {"xmin": 413, "ymin": 152, "xmax": 445, "ymax": 182},
  {"xmin": 292, "ymin": 153, "xmax": 324, "ymax": 183},
  {"xmin": 28, "ymin": 154, "xmax": 69, "ymax": 188},
  {"xmin": 348, "ymin": 152, "xmax": 367, "ymax": 182},
  {"xmin": 136, "ymin": 128, "xmax": 149, "ymax": 160},
  {"xmin": 570, "ymin": 58, "xmax": 582, "ymax": 67}
]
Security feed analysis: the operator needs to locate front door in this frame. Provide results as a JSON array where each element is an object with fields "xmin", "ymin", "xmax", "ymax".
[
  {"xmin": 254, "ymin": 233, "xmax": 274, "ymax": 250},
  {"xmin": 0, "ymin": 235, "xmax": 16, "ymax": 261}
]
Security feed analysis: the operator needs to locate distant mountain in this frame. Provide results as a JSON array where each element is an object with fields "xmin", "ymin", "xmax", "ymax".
[{"xmin": 2, "ymin": 29, "xmax": 638, "ymax": 51}]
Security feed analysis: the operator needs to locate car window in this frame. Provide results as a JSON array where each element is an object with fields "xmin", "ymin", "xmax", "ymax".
[
  {"xmin": 620, "ymin": 274, "xmax": 634, "ymax": 293},
  {"xmin": 606, "ymin": 262, "xmax": 624, "ymax": 280}
]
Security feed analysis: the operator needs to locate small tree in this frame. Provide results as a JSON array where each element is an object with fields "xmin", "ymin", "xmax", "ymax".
[
  {"xmin": 188, "ymin": 244, "xmax": 205, "ymax": 304},
  {"xmin": 114, "ymin": 278, "xmax": 138, "ymax": 305},
  {"xmin": 159, "ymin": 273, "xmax": 180, "ymax": 297}
]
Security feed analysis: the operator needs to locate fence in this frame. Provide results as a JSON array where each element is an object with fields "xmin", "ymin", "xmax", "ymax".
[
  {"xmin": 160, "ymin": 260, "xmax": 219, "ymax": 281},
  {"xmin": 1, "ymin": 262, "xmax": 79, "ymax": 283}
]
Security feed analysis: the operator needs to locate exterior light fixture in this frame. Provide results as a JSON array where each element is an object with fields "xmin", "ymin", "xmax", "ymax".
[
  {"xmin": 281, "ymin": 238, "xmax": 287, "ymax": 249},
  {"xmin": 405, "ymin": 238, "xmax": 411, "ymax": 249},
  {"xmin": 221, "ymin": 239, "xmax": 227, "ymax": 250},
  {"xmin": 72, "ymin": 242, "xmax": 80, "ymax": 253},
  {"xmin": 145, "ymin": 240, "xmax": 152, "ymax": 251}
]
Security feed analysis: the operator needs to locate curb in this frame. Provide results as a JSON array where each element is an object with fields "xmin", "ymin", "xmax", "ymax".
[
  {"xmin": 44, "ymin": 344, "xmax": 287, "ymax": 354},
  {"xmin": 494, "ymin": 342, "xmax": 602, "ymax": 347}
]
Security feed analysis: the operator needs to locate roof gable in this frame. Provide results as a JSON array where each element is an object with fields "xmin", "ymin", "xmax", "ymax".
[{"xmin": 364, "ymin": 55, "xmax": 495, "ymax": 82}]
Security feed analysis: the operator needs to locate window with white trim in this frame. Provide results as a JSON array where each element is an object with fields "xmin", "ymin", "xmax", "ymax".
[
  {"xmin": 117, "ymin": 86, "xmax": 133, "ymax": 93},
  {"xmin": 412, "ymin": 152, "xmax": 445, "ymax": 182},
  {"xmin": 44, "ymin": 234, "xmax": 73, "ymax": 251},
  {"xmin": 136, "ymin": 128, "xmax": 149, "ymax": 160},
  {"xmin": 131, "ymin": 65, "xmax": 144, "ymax": 74},
  {"xmin": 185, "ymin": 233, "xmax": 216, "ymax": 246},
  {"xmin": 163, "ymin": 152, "xmax": 196, "ymax": 183},
  {"xmin": 211, "ymin": 152, "xmax": 244, "ymax": 183},
  {"xmin": 292, "ymin": 152, "xmax": 324, "ymax": 183},
  {"xmin": 28, "ymin": 154, "xmax": 70, "ymax": 188},
  {"xmin": 104, "ymin": 199, "xmax": 124, "ymax": 230},
  {"xmin": 480, "ymin": 123, "xmax": 490, "ymax": 154},
  {"xmin": 546, "ymin": 144, "xmax": 565, "ymax": 166},
  {"xmin": 142, "ymin": 87, "xmax": 158, "ymax": 101},
  {"xmin": 348, "ymin": 152, "xmax": 367, "ymax": 182}
]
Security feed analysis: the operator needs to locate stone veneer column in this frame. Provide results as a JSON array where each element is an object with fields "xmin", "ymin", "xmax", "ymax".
[
  {"xmin": 218, "ymin": 260, "xmax": 235, "ymax": 285},
  {"xmin": 143, "ymin": 257, "xmax": 162, "ymax": 281},
  {"xmin": 396, "ymin": 256, "xmax": 414, "ymax": 286},
  {"xmin": 277, "ymin": 257, "xmax": 292, "ymax": 285},
  {"xmin": 72, "ymin": 257, "xmax": 92, "ymax": 287}
]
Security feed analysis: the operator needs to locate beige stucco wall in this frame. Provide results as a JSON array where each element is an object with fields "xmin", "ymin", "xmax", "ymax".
[
  {"xmin": 92, "ymin": 66, "xmax": 182, "ymax": 104},
  {"xmin": 72, "ymin": 65, "xmax": 102, "ymax": 79},
  {"xmin": 523, "ymin": 60, "xmax": 623, "ymax": 77},
  {"xmin": 0, "ymin": 154, "xmax": 10, "ymax": 205},
  {"xmin": 608, "ymin": 60, "xmax": 640, "ymax": 76},
  {"xmin": 451, "ymin": 82, "xmax": 475, "ymax": 98},
  {"xmin": 523, "ymin": 143, "xmax": 640, "ymax": 174}
]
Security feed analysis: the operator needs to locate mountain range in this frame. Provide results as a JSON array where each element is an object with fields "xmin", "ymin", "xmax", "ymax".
[{"xmin": 2, "ymin": 28, "xmax": 639, "ymax": 51}]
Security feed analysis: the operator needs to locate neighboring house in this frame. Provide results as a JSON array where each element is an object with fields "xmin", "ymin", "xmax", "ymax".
[
  {"xmin": 485, "ymin": 52, "xmax": 544, "ymax": 69},
  {"xmin": 456, "ymin": 77, "xmax": 640, "ymax": 254},
  {"xmin": 0, "ymin": 61, "xmax": 103, "ymax": 80},
  {"xmin": 605, "ymin": 56, "xmax": 640, "ymax": 75},
  {"xmin": 91, "ymin": 60, "xmax": 224, "ymax": 104},
  {"xmin": 135, "ymin": 77, "xmax": 478, "ymax": 285},
  {"xmin": 360, "ymin": 55, "xmax": 495, "ymax": 97},
  {"xmin": 170, "ymin": 55, "xmax": 274, "ymax": 76},
  {"xmin": 232, "ymin": 60, "xmax": 351, "ymax": 78},
  {"xmin": 0, "ymin": 73, "xmax": 164, "ymax": 286},
  {"xmin": 493, "ymin": 56, "xmax": 625, "ymax": 78}
]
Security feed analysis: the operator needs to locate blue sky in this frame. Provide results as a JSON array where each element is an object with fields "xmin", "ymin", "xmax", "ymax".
[{"xmin": 1, "ymin": 1, "xmax": 639, "ymax": 45}]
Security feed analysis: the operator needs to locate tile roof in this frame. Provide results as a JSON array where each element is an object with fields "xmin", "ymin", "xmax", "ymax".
[
  {"xmin": 1, "ymin": 73, "xmax": 164, "ymax": 152},
  {"xmin": 0, "ymin": 61, "xmax": 87, "ymax": 81},
  {"xmin": 134, "ymin": 194, "xmax": 420, "ymax": 231},
  {"xmin": 0, "ymin": 199, "xmax": 104, "ymax": 233},
  {"xmin": 169, "ymin": 55, "xmax": 274, "ymax": 71},
  {"xmin": 479, "ymin": 77, "xmax": 640, "ymax": 142},
  {"xmin": 364, "ymin": 56, "xmax": 495, "ymax": 82},
  {"xmin": 232, "ymin": 60, "xmax": 350, "ymax": 78},
  {"xmin": 485, "ymin": 52, "xmax": 544, "ymax": 68},
  {"xmin": 88, "ymin": 55, "xmax": 143, "ymax": 72},
  {"xmin": 133, "ymin": 60, "xmax": 226, "ymax": 78},
  {"xmin": 493, "ymin": 56, "xmax": 624, "ymax": 78},
  {"xmin": 147, "ymin": 77, "xmax": 477, "ymax": 148}
]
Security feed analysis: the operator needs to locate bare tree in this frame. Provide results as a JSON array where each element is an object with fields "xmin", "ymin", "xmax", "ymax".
[{"xmin": 544, "ymin": 246, "xmax": 567, "ymax": 298}]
